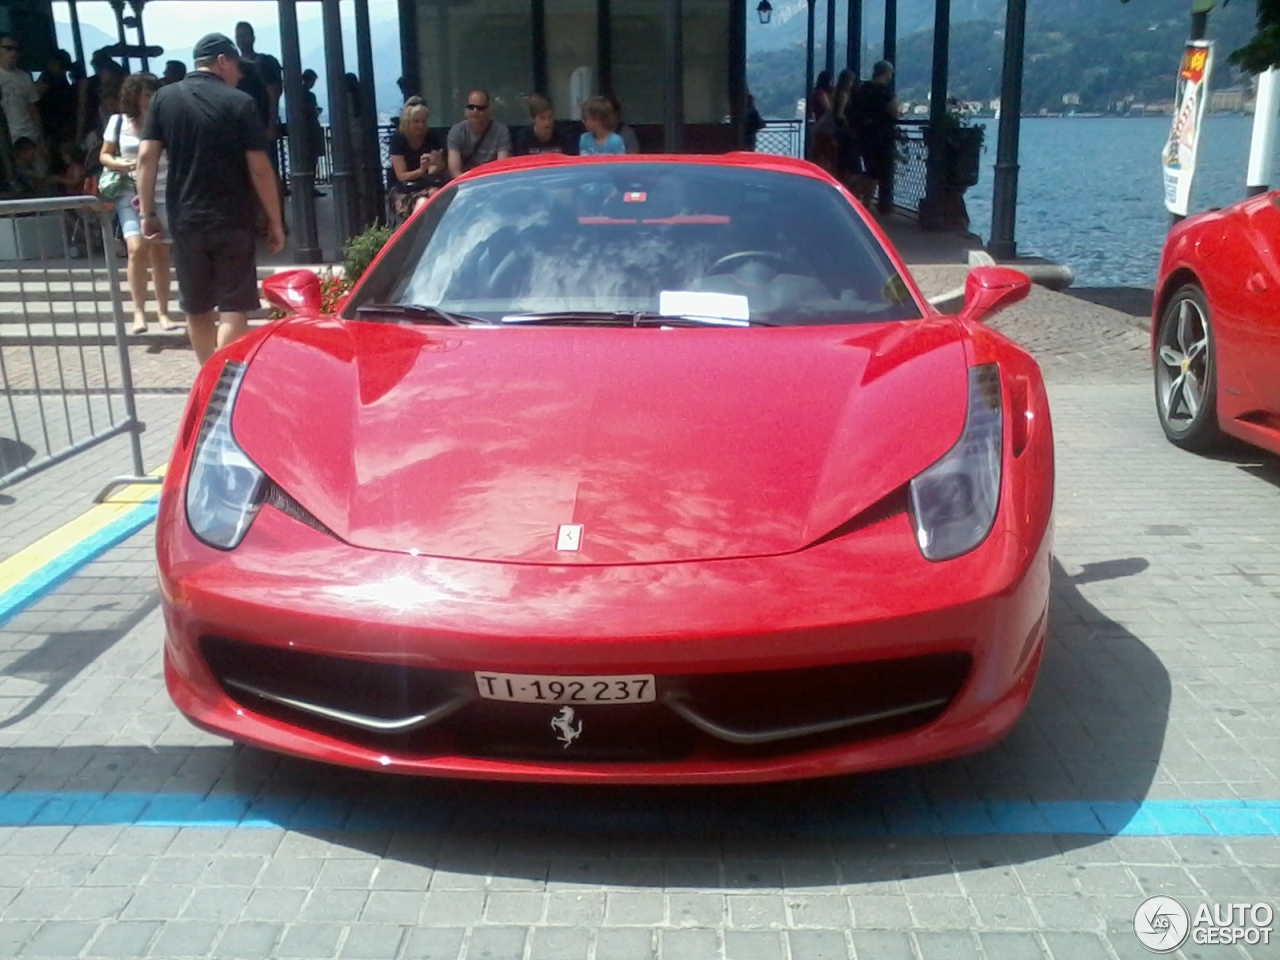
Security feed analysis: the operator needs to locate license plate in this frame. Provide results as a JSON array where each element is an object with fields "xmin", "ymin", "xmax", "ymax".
[{"xmin": 475, "ymin": 672, "xmax": 656, "ymax": 704}]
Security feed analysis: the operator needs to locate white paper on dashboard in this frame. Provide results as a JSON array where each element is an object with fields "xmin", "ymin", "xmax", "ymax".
[{"xmin": 658, "ymin": 290, "xmax": 751, "ymax": 322}]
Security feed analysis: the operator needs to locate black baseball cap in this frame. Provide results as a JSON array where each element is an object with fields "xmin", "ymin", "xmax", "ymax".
[{"xmin": 192, "ymin": 33, "xmax": 240, "ymax": 61}]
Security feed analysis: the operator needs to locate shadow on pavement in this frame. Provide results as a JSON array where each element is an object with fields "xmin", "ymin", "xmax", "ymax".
[
  {"xmin": 0, "ymin": 556, "xmax": 1173, "ymax": 886},
  {"xmin": 1066, "ymin": 286, "xmax": 1154, "ymax": 319},
  {"xmin": 0, "ymin": 436, "xmax": 37, "ymax": 478},
  {"xmin": 0, "ymin": 594, "xmax": 159, "ymax": 730}
]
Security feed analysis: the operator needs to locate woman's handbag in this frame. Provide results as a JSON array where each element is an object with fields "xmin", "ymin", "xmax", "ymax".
[
  {"xmin": 96, "ymin": 167, "xmax": 129, "ymax": 200},
  {"xmin": 96, "ymin": 115, "xmax": 132, "ymax": 200}
]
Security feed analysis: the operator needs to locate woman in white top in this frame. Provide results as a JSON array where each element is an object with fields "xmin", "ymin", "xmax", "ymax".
[{"xmin": 100, "ymin": 72, "xmax": 179, "ymax": 334}]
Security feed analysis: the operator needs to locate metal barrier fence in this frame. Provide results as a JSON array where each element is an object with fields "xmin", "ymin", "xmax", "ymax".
[
  {"xmin": 894, "ymin": 122, "xmax": 929, "ymax": 214},
  {"xmin": 0, "ymin": 196, "xmax": 160, "ymax": 502},
  {"xmin": 742, "ymin": 119, "xmax": 928, "ymax": 215},
  {"xmin": 754, "ymin": 120, "xmax": 805, "ymax": 159}
]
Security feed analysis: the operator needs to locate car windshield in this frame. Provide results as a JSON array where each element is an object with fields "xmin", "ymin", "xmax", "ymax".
[{"xmin": 345, "ymin": 162, "xmax": 922, "ymax": 327}]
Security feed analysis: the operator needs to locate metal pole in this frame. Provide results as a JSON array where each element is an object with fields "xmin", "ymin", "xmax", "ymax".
[
  {"xmin": 67, "ymin": 0, "xmax": 87, "ymax": 75},
  {"xmin": 1247, "ymin": 67, "xmax": 1279, "ymax": 195},
  {"xmin": 109, "ymin": 1, "xmax": 131, "ymax": 72},
  {"xmin": 919, "ymin": 0, "xmax": 951, "ymax": 230},
  {"xmin": 825, "ymin": 0, "xmax": 836, "ymax": 79},
  {"xmin": 883, "ymin": 0, "xmax": 896, "ymax": 70},
  {"xmin": 322, "ymin": 0, "xmax": 357, "ymax": 247},
  {"xmin": 134, "ymin": 4, "xmax": 150, "ymax": 73},
  {"xmin": 988, "ymin": 0, "xmax": 1027, "ymax": 260},
  {"xmin": 804, "ymin": 0, "xmax": 816, "ymax": 155},
  {"xmin": 354, "ymin": 0, "xmax": 380, "ymax": 229},
  {"xmin": 532, "ymin": 0, "xmax": 548, "ymax": 94},
  {"xmin": 664, "ymin": 0, "xmax": 685, "ymax": 151},
  {"xmin": 846, "ymin": 0, "xmax": 861, "ymax": 76},
  {"xmin": 278, "ymin": 0, "xmax": 321, "ymax": 262},
  {"xmin": 730, "ymin": 0, "xmax": 747, "ymax": 146}
]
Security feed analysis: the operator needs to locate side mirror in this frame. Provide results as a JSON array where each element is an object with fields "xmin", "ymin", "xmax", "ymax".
[
  {"xmin": 261, "ymin": 269, "xmax": 322, "ymax": 316},
  {"xmin": 957, "ymin": 266, "xmax": 1032, "ymax": 323}
]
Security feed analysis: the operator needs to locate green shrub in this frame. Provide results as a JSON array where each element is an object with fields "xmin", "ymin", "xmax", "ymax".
[{"xmin": 342, "ymin": 224, "xmax": 393, "ymax": 283}]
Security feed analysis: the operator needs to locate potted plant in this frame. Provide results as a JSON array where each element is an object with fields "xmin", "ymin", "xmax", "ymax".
[{"xmin": 941, "ymin": 98, "xmax": 985, "ymax": 191}]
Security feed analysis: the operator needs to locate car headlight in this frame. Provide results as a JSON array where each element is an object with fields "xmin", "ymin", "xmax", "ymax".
[
  {"xmin": 185, "ymin": 361, "xmax": 265, "ymax": 550},
  {"xmin": 908, "ymin": 364, "xmax": 1002, "ymax": 561}
]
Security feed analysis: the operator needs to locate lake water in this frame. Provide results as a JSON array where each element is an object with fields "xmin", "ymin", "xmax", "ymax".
[{"xmin": 962, "ymin": 116, "xmax": 1277, "ymax": 288}]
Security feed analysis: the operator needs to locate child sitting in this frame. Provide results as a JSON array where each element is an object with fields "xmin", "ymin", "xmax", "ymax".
[{"xmin": 578, "ymin": 97, "xmax": 626, "ymax": 156}]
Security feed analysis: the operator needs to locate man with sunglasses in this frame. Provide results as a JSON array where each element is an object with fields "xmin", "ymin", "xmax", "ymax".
[
  {"xmin": 0, "ymin": 36, "xmax": 41, "ymax": 148},
  {"xmin": 446, "ymin": 89, "xmax": 511, "ymax": 179}
]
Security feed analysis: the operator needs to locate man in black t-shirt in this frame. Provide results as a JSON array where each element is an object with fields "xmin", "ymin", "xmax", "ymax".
[
  {"xmin": 848, "ymin": 60, "xmax": 901, "ymax": 214},
  {"xmin": 235, "ymin": 22, "xmax": 282, "ymax": 142},
  {"xmin": 136, "ymin": 33, "xmax": 284, "ymax": 365}
]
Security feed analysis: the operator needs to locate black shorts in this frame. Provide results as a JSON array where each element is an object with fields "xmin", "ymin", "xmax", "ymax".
[{"xmin": 171, "ymin": 226, "xmax": 260, "ymax": 315}]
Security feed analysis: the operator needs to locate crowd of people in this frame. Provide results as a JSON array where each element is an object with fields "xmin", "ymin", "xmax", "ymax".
[
  {"xmin": 0, "ymin": 24, "xmax": 287, "ymax": 347},
  {"xmin": 807, "ymin": 59, "xmax": 903, "ymax": 214}
]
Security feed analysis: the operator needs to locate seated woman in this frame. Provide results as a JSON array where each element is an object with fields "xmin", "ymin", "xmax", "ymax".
[{"xmin": 388, "ymin": 97, "xmax": 447, "ymax": 219}]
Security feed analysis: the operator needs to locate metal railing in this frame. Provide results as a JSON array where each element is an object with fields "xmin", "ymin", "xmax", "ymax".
[
  {"xmin": 0, "ymin": 196, "xmax": 160, "ymax": 502},
  {"xmin": 893, "ymin": 122, "xmax": 929, "ymax": 214},
  {"xmin": 753, "ymin": 120, "xmax": 805, "ymax": 159},
  {"xmin": 747, "ymin": 118, "xmax": 929, "ymax": 215}
]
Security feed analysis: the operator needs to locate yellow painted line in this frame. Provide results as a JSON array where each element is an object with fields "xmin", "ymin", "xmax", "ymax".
[{"xmin": 0, "ymin": 466, "xmax": 166, "ymax": 606}]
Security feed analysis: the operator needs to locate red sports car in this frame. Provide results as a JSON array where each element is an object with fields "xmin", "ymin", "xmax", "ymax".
[
  {"xmin": 1153, "ymin": 189, "xmax": 1280, "ymax": 455},
  {"xmin": 157, "ymin": 154, "xmax": 1053, "ymax": 784}
]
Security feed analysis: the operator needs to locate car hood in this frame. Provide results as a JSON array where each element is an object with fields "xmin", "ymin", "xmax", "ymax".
[{"xmin": 231, "ymin": 318, "xmax": 970, "ymax": 564}]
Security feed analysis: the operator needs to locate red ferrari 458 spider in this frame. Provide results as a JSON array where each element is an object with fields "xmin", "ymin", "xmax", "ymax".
[
  {"xmin": 1153, "ymin": 189, "xmax": 1280, "ymax": 455},
  {"xmin": 157, "ymin": 154, "xmax": 1054, "ymax": 784}
]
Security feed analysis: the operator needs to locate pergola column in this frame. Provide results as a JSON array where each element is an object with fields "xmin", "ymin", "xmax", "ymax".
[
  {"xmin": 989, "ymin": 0, "xmax": 1027, "ymax": 259},
  {"xmin": 845, "ymin": 0, "xmax": 861, "ymax": 76},
  {"xmin": 322, "ymin": 0, "xmax": 357, "ymax": 248},
  {"xmin": 825, "ymin": 0, "xmax": 836, "ymax": 78},
  {"xmin": 663, "ymin": 0, "xmax": 685, "ymax": 151},
  {"xmin": 354, "ymin": 0, "xmax": 381, "ymax": 229},
  {"xmin": 397, "ymin": 0, "xmax": 420, "ymax": 97},
  {"xmin": 882, "ymin": 0, "xmax": 896, "ymax": 68},
  {"xmin": 278, "ymin": 0, "xmax": 321, "ymax": 262},
  {"xmin": 918, "ymin": 0, "xmax": 951, "ymax": 229}
]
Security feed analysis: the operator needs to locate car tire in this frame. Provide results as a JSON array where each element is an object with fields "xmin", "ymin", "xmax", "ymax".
[{"xmin": 1154, "ymin": 283, "xmax": 1222, "ymax": 452}]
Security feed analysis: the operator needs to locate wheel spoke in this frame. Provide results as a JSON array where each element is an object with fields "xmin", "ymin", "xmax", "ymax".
[
  {"xmin": 1165, "ymin": 372, "xmax": 1186, "ymax": 418},
  {"xmin": 1177, "ymin": 301, "xmax": 1198, "ymax": 354},
  {"xmin": 1159, "ymin": 345, "xmax": 1185, "ymax": 368},
  {"xmin": 1182, "ymin": 369, "xmax": 1201, "ymax": 419},
  {"xmin": 1185, "ymin": 335, "xmax": 1208, "ymax": 362}
]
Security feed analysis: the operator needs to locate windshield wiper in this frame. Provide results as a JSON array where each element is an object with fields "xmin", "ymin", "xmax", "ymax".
[
  {"xmin": 501, "ymin": 311, "xmax": 770, "ymax": 328},
  {"xmin": 355, "ymin": 303, "xmax": 491, "ymax": 326}
]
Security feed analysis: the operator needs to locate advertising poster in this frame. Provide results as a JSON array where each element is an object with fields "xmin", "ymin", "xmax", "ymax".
[{"xmin": 1162, "ymin": 40, "xmax": 1214, "ymax": 216}]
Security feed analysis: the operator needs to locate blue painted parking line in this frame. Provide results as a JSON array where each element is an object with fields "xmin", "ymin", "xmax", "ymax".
[
  {"xmin": 0, "ymin": 792, "xmax": 1275, "ymax": 836},
  {"xmin": 0, "ymin": 496, "xmax": 159, "ymax": 626}
]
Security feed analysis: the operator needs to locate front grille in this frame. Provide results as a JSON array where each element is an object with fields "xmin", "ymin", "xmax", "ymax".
[{"xmin": 201, "ymin": 636, "xmax": 970, "ymax": 764}]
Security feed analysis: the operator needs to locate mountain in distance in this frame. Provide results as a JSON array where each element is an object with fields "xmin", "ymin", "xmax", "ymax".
[
  {"xmin": 749, "ymin": 0, "xmax": 1257, "ymax": 118},
  {"xmin": 747, "ymin": 0, "xmax": 1004, "ymax": 54}
]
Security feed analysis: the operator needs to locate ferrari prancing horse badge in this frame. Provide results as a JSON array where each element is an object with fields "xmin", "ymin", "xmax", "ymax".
[{"xmin": 551, "ymin": 706, "xmax": 583, "ymax": 747}]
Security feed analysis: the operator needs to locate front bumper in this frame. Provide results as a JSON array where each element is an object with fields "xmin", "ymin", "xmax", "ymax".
[{"xmin": 159, "ymin": 497, "xmax": 1050, "ymax": 784}]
